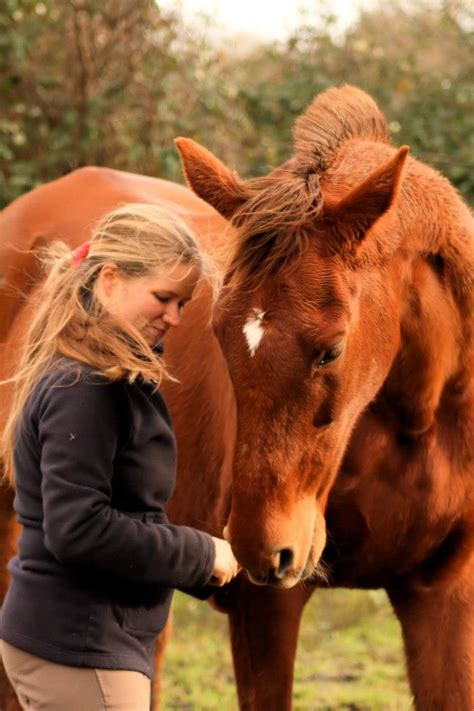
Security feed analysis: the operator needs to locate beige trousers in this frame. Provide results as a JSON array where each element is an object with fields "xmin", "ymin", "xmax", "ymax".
[{"xmin": 0, "ymin": 640, "xmax": 151, "ymax": 710}]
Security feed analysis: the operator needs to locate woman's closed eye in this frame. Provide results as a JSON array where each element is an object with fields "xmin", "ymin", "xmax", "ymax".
[{"xmin": 154, "ymin": 293, "xmax": 188, "ymax": 310}]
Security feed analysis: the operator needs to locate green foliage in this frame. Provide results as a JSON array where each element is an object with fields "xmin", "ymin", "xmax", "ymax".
[
  {"xmin": 0, "ymin": 0, "xmax": 249, "ymax": 203},
  {"xmin": 1, "ymin": 0, "xmax": 472, "ymax": 208},
  {"xmin": 235, "ymin": 0, "xmax": 474, "ymax": 201}
]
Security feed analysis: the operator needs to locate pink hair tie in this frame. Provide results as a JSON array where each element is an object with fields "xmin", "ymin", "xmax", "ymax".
[{"xmin": 71, "ymin": 241, "xmax": 91, "ymax": 268}]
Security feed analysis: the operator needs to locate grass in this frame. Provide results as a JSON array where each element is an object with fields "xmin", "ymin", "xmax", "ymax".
[{"xmin": 162, "ymin": 588, "xmax": 413, "ymax": 710}]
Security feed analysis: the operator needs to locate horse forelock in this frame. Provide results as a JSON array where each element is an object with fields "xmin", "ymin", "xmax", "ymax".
[{"xmin": 225, "ymin": 170, "xmax": 324, "ymax": 290}]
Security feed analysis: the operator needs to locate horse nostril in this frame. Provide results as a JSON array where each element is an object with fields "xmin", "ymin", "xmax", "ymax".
[{"xmin": 274, "ymin": 547, "xmax": 294, "ymax": 579}]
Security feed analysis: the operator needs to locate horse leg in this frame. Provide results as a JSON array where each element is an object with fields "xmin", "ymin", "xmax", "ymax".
[
  {"xmin": 223, "ymin": 576, "xmax": 312, "ymax": 710},
  {"xmin": 0, "ymin": 487, "xmax": 22, "ymax": 711},
  {"xmin": 150, "ymin": 616, "xmax": 173, "ymax": 711},
  {"xmin": 387, "ymin": 561, "xmax": 474, "ymax": 710}
]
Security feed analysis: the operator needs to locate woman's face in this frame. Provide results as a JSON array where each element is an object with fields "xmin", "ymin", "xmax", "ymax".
[{"xmin": 96, "ymin": 261, "xmax": 200, "ymax": 346}]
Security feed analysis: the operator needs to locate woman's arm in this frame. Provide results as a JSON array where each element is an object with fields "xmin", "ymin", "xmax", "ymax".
[{"xmin": 37, "ymin": 373, "xmax": 215, "ymax": 589}]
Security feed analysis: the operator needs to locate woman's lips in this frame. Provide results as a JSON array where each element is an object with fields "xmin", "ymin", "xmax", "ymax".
[{"xmin": 145, "ymin": 325, "xmax": 166, "ymax": 341}]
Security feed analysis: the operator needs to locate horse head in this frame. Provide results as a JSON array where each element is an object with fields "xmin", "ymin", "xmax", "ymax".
[{"xmin": 176, "ymin": 86, "xmax": 410, "ymax": 588}]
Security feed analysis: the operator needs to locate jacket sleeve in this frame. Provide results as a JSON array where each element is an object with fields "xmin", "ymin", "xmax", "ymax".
[{"xmin": 38, "ymin": 372, "xmax": 215, "ymax": 589}]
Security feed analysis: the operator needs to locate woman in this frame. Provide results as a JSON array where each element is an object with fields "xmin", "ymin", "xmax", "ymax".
[{"xmin": 0, "ymin": 203, "xmax": 239, "ymax": 710}]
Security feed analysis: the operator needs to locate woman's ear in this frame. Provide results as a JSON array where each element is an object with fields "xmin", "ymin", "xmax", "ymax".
[{"xmin": 96, "ymin": 263, "xmax": 120, "ymax": 301}]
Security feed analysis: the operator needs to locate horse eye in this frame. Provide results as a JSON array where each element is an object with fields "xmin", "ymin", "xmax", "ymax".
[{"xmin": 315, "ymin": 342, "xmax": 344, "ymax": 369}]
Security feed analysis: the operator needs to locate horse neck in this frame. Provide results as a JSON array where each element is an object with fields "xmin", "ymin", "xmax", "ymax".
[{"xmin": 380, "ymin": 179, "xmax": 474, "ymax": 437}]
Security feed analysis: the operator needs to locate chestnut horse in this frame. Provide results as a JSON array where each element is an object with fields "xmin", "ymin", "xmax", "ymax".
[{"xmin": 1, "ymin": 85, "xmax": 474, "ymax": 710}]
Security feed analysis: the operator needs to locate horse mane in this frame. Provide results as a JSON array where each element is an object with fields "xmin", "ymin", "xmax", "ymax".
[
  {"xmin": 293, "ymin": 84, "xmax": 390, "ymax": 173},
  {"xmin": 227, "ymin": 85, "xmax": 391, "ymax": 288}
]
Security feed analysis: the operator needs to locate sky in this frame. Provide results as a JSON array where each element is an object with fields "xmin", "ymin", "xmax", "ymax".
[{"xmin": 160, "ymin": 0, "xmax": 370, "ymax": 41}]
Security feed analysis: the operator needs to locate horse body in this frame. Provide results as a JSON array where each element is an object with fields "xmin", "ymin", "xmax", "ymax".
[{"xmin": 1, "ymin": 85, "xmax": 473, "ymax": 709}]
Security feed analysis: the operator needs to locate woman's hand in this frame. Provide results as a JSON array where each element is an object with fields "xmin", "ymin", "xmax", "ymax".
[{"xmin": 210, "ymin": 537, "xmax": 240, "ymax": 586}]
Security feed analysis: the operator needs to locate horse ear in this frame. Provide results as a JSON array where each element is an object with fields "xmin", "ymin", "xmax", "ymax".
[
  {"xmin": 323, "ymin": 146, "xmax": 409, "ymax": 243},
  {"xmin": 174, "ymin": 137, "xmax": 249, "ymax": 220}
]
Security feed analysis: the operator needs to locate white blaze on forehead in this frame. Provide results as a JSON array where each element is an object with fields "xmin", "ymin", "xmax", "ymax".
[{"xmin": 243, "ymin": 309, "xmax": 266, "ymax": 357}]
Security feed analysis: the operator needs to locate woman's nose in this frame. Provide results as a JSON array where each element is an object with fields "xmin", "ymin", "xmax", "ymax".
[{"xmin": 163, "ymin": 304, "xmax": 181, "ymax": 328}]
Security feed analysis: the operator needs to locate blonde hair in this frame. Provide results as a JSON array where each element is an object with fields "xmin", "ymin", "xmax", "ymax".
[{"xmin": 1, "ymin": 203, "xmax": 218, "ymax": 486}]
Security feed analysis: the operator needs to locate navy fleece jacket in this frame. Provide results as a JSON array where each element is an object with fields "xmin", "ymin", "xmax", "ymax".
[{"xmin": 0, "ymin": 358, "xmax": 215, "ymax": 678}]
